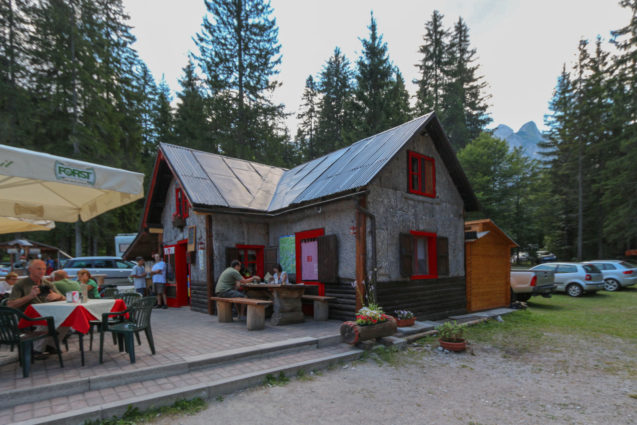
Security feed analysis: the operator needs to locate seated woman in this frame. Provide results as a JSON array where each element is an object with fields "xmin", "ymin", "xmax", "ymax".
[
  {"xmin": 77, "ymin": 269, "xmax": 101, "ymax": 299},
  {"xmin": 0, "ymin": 271, "xmax": 18, "ymax": 300},
  {"xmin": 272, "ymin": 264, "xmax": 288, "ymax": 285}
]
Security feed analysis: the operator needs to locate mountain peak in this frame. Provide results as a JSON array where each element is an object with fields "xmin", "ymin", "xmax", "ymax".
[{"xmin": 493, "ymin": 121, "xmax": 545, "ymax": 158}]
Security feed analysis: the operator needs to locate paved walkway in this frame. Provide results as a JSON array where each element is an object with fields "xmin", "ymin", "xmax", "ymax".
[{"xmin": 0, "ymin": 307, "xmax": 341, "ymax": 392}]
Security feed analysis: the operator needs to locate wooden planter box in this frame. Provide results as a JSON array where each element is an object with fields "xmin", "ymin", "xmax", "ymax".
[{"xmin": 340, "ymin": 317, "xmax": 397, "ymax": 345}]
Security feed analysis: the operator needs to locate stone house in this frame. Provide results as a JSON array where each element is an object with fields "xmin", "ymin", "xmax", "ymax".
[{"xmin": 126, "ymin": 113, "xmax": 479, "ymax": 320}]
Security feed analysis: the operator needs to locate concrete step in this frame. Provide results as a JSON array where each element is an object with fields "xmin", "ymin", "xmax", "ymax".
[
  {"xmin": 5, "ymin": 343, "xmax": 362, "ymax": 425},
  {"xmin": 0, "ymin": 334, "xmax": 341, "ymax": 412}
]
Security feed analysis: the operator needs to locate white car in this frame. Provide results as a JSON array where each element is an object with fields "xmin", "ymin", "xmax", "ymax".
[
  {"xmin": 531, "ymin": 262, "xmax": 604, "ymax": 297},
  {"xmin": 63, "ymin": 256, "xmax": 136, "ymax": 286},
  {"xmin": 584, "ymin": 260, "xmax": 637, "ymax": 292}
]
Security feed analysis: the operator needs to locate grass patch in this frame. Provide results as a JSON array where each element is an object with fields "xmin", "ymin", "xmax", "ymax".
[
  {"xmin": 85, "ymin": 398, "xmax": 206, "ymax": 425},
  {"xmin": 263, "ymin": 371, "xmax": 289, "ymax": 387},
  {"xmin": 464, "ymin": 288, "xmax": 637, "ymax": 353}
]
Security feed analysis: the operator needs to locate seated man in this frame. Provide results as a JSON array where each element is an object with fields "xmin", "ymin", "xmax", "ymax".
[
  {"xmin": 52, "ymin": 269, "xmax": 81, "ymax": 295},
  {"xmin": 215, "ymin": 260, "xmax": 259, "ymax": 318},
  {"xmin": 7, "ymin": 259, "xmax": 66, "ymax": 359}
]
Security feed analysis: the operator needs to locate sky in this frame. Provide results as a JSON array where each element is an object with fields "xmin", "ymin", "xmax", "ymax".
[{"xmin": 122, "ymin": 0, "xmax": 631, "ymax": 134}]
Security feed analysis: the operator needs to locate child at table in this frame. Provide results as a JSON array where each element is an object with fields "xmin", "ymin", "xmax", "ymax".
[{"xmin": 77, "ymin": 269, "xmax": 101, "ymax": 299}]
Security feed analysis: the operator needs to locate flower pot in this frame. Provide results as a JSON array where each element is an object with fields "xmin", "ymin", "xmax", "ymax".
[
  {"xmin": 395, "ymin": 317, "xmax": 416, "ymax": 327},
  {"xmin": 439, "ymin": 338, "xmax": 466, "ymax": 352}
]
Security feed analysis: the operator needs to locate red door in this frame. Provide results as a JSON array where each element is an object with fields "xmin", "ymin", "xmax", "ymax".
[
  {"xmin": 165, "ymin": 241, "xmax": 189, "ymax": 307},
  {"xmin": 295, "ymin": 228, "xmax": 325, "ymax": 296}
]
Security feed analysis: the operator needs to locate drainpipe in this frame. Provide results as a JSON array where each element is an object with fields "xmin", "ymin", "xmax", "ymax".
[{"xmin": 356, "ymin": 201, "xmax": 377, "ymax": 301}]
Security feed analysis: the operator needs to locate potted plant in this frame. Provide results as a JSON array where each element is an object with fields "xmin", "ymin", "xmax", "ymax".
[
  {"xmin": 436, "ymin": 321, "xmax": 466, "ymax": 352},
  {"xmin": 394, "ymin": 310, "xmax": 416, "ymax": 327},
  {"xmin": 340, "ymin": 304, "xmax": 397, "ymax": 344}
]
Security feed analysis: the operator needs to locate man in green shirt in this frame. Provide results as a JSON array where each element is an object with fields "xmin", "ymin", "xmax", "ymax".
[
  {"xmin": 7, "ymin": 259, "xmax": 65, "ymax": 359},
  {"xmin": 52, "ymin": 270, "xmax": 81, "ymax": 295},
  {"xmin": 215, "ymin": 260, "xmax": 259, "ymax": 318}
]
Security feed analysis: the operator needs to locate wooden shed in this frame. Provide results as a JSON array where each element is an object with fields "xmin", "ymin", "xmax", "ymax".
[{"xmin": 464, "ymin": 219, "xmax": 518, "ymax": 312}]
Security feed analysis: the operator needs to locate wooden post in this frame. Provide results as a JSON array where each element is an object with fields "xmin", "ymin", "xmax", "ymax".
[
  {"xmin": 246, "ymin": 305, "xmax": 266, "ymax": 330},
  {"xmin": 355, "ymin": 197, "xmax": 367, "ymax": 312},
  {"xmin": 206, "ymin": 215, "xmax": 214, "ymax": 315},
  {"xmin": 216, "ymin": 301, "xmax": 233, "ymax": 322}
]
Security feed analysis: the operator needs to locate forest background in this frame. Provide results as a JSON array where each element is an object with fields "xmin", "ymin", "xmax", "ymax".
[{"xmin": 1, "ymin": 0, "xmax": 635, "ymax": 262}]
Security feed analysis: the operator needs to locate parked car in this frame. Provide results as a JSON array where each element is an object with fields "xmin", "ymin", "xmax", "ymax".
[
  {"xmin": 63, "ymin": 256, "xmax": 136, "ymax": 286},
  {"xmin": 531, "ymin": 262, "xmax": 604, "ymax": 297},
  {"xmin": 536, "ymin": 250, "xmax": 557, "ymax": 263},
  {"xmin": 510, "ymin": 268, "xmax": 556, "ymax": 301},
  {"xmin": 583, "ymin": 260, "xmax": 637, "ymax": 292}
]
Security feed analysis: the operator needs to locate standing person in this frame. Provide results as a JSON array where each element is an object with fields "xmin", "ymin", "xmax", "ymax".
[
  {"xmin": 45, "ymin": 257, "xmax": 55, "ymax": 275},
  {"xmin": 272, "ymin": 264, "xmax": 288, "ymax": 285},
  {"xmin": 76, "ymin": 269, "xmax": 100, "ymax": 299},
  {"xmin": 215, "ymin": 260, "xmax": 259, "ymax": 318},
  {"xmin": 151, "ymin": 253, "xmax": 167, "ymax": 309},
  {"xmin": 130, "ymin": 257, "xmax": 147, "ymax": 296},
  {"xmin": 7, "ymin": 259, "xmax": 65, "ymax": 358}
]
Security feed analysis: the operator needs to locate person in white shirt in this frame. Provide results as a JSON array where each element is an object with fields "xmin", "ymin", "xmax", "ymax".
[
  {"xmin": 130, "ymin": 257, "xmax": 147, "ymax": 296},
  {"xmin": 272, "ymin": 264, "xmax": 288, "ymax": 285},
  {"xmin": 151, "ymin": 253, "xmax": 167, "ymax": 309},
  {"xmin": 0, "ymin": 271, "xmax": 18, "ymax": 300}
]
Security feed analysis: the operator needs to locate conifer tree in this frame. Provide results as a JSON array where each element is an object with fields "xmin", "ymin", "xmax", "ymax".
[
  {"xmin": 174, "ymin": 59, "xmax": 212, "ymax": 152},
  {"xmin": 386, "ymin": 70, "xmax": 412, "ymax": 127},
  {"xmin": 153, "ymin": 77, "xmax": 174, "ymax": 148},
  {"xmin": 295, "ymin": 75, "xmax": 319, "ymax": 161},
  {"xmin": 351, "ymin": 13, "xmax": 395, "ymax": 139},
  {"xmin": 442, "ymin": 17, "xmax": 491, "ymax": 150},
  {"xmin": 315, "ymin": 47, "xmax": 354, "ymax": 155},
  {"xmin": 194, "ymin": 0, "xmax": 286, "ymax": 162},
  {"xmin": 414, "ymin": 10, "xmax": 449, "ymax": 116}
]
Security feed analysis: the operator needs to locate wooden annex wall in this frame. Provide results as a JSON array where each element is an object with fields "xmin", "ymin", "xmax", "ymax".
[
  {"xmin": 190, "ymin": 280, "xmax": 209, "ymax": 313},
  {"xmin": 377, "ymin": 277, "xmax": 467, "ymax": 320}
]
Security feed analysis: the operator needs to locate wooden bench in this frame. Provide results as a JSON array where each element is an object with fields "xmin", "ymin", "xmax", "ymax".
[
  {"xmin": 210, "ymin": 297, "xmax": 273, "ymax": 330},
  {"xmin": 301, "ymin": 295, "xmax": 336, "ymax": 321}
]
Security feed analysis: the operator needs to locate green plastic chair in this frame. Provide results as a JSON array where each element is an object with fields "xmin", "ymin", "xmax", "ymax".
[
  {"xmin": 100, "ymin": 287, "xmax": 119, "ymax": 298},
  {"xmin": 99, "ymin": 296, "xmax": 156, "ymax": 364},
  {"xmin": 0, "ymin": 306, "xmax": 64, "ymax": 377},
  {"xmin": 88, "ymin": 292, "xmax": 141, "ymax": 351}
]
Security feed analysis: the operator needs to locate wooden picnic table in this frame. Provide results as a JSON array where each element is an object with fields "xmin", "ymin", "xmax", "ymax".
[{"xmin": 241, "ymin": 283, "xmax": 306, "ymax": 325}]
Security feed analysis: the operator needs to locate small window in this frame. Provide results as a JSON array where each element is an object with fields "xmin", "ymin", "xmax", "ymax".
[
  {"xmin": 602, "ymin": 263, "xmax": 615, "ymax": 270},
  {"xmin": 93, "ymin": 260, "xmax": 114, "ymax": 268},
  {"xmin": 533, "ymin": 264, "xmax": 554, "ymax": 271},
  {"xmin": 115, "ymin": 260, "xmax": 132, "ymax": 269},
  {"xmin": 408, "ymin": 151, "xmax": 435, "ymax": 197},
  {"xmin": 557, "ymin": 264, "xmax": 577, "ymax": 273},
  {"xmin": 174, "ymin": 187, "xmax": 190, "ymax": 219},
  {"xmin": 620, "ymin": 261, "xmax": 636, "ymax": 268},
  {"xmin": 583, "ymin": 264, "xmax": 600, "ymax": 273},
  {"xmin": 410, "ymin": 231, "xmax": 437, "ymax": 279}
]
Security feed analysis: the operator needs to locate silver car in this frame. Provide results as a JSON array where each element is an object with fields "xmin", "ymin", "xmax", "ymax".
[
  {"xmin": 63, "ymin": 256, "xmax": 136, "ymax": 286},
  {"xmin": 531, "ymin": 262, "xmax": 604, "ymax": 297},
  {"xmin": 584, "ymin": 260, "xmax": 637, "ymax": 291}
]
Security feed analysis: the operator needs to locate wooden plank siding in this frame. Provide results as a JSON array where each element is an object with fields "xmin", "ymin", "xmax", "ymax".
[
  {"xmin": 190, "ymin": 280, "xmax": 209, "ymax": 313},
  {"xmin": 325, "ymin": 281, "xmax": 357, "ymax": 321},
  {"xmin": 376, "ymin": 276, "xmax": 467, "ymax": 320}
]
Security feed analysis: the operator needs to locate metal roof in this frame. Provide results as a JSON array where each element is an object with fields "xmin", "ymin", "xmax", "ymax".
[{"xmin": 160, "ymin": 113, "xmax": 479, "ymax": 213}]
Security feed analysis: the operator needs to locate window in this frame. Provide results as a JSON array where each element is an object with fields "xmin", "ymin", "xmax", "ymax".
[
  {"xmin": 557, "ymin": 264, "xmax": 577, "ymax": 273},
  {"xmin": 236, "ymin": 245, "xmax": 264, "ymax": 278},
  {"xmin": 533, "ymin": 264, "xmax": 555, "ymax": 271},
  {"xmin": 400, "ymin": 231, "xmax": 438, "ymax": 279},
  {"xmin": 93, "ymin": 260, "xmax": 114, "ymax": 268},
  {"xmin": 174, "ymin": 187, "xmax": 190, "ymax": 219},
  {"xmin": 408, "ymin": 151, "xmax": 435, "ymax": 197},
  {"xmin": 115, "ymin": 260, "xmax": 133, "ymax": 269}
]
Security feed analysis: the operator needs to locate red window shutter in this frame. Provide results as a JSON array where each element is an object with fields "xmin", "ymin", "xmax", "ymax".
[
  {"xmin": 399, "ymin": 233, "xmax": 413, "ymax": 277},
  {"xmin": 437, "ymin": 237, "xmax": 449, "ymax": 276},
  {"xmin": 317, "ymin": 235, "xmax": 338, "ymax": 283}
]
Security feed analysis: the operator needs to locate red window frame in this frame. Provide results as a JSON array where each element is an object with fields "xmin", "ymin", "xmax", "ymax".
[
  {"xmin": 236, "ymin": 244, "xmax": 264, "ymax": 278},
  {"xmin": 295, "ymin": 228, "xmax": 325, "ymax": 296},
  {"xmin": 174, "ymin": 187, "xmax": 190, "ymax": 218},
  {"xmin": 410, "ymin": 230, "xmax": 438, "ymax": 280},
  {"xmin": 408, "ymin": 151, "xmax": 436, "ymax": 198}
]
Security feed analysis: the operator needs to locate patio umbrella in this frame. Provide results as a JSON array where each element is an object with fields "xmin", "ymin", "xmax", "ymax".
[
  {"xmin": 0, "ymin": 144, "xmax": 144, "ymax": 222},
  {"xmin": 0, "ymin": 217, "xmax": 55, "ymax": 234}
]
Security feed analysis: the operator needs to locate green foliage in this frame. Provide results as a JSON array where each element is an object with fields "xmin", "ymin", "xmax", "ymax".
[
  {"xmin": 84, "ymin": 397, "xmax": 206, "ymax": 425},
  {"xmin": 414, "ymin": 11, "xmax": 491, "ymax": 150},
  {"xmin": 263, "ymin": 371, "xmax": 289, "ymax": 386},
  {"xmin": 436, "ymin": 320, "xmax": 465, "ymax": 342}
]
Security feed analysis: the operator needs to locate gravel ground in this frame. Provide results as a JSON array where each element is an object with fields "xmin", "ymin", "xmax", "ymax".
[{"xmin": 157, "ymin": 334, "xmax": 636, "ymax": 425}]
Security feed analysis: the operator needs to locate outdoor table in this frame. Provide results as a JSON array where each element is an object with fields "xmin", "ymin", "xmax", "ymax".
[
  {"xmin": 19, "ymin": 299, "xmax": 127, "ymax": 334},
  {"xmin": 242, "ymin": 283, "xmax": 306, "ymax": 325}
]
